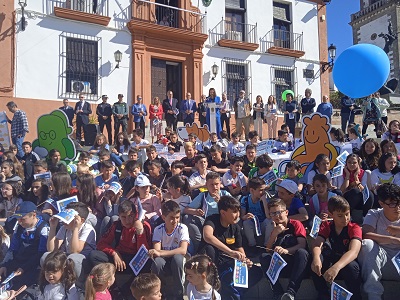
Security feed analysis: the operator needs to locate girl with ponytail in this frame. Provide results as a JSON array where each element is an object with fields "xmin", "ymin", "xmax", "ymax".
[
  {"xmin": 85, "ymin": 263, "xmax": 115, "ymax": 300},
  {"xmin": 185, "ymin": 254, "xmax": 221, "ymax": 300}
]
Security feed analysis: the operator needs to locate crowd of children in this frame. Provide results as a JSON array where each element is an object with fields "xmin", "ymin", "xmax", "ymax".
[{"xmin": 0, "ymin": 119, "xmax": 400, "ymax": 300}]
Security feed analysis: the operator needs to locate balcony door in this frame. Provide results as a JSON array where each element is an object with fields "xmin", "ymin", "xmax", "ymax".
[
  {"xmin": 155, "ymin": 0, "xmax": 179, "ymax": 28},
  {"xmin": 273, "ymin": 2, "xmax": 291, "ymax": 49}
]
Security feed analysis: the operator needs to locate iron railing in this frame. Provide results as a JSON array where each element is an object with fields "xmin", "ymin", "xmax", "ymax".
[
  {"xmin": 48, "ymin": 0, "xmax": 109, "ymax": 16},
  {"xmin": 209, "ymin": 19, "xmax": 257, "ymax": 45},
  {"xmin": 260, "ymin": 28, "xmax": 304, "ymax": 52},
  {"xmin": 134, "ymin": 0, "xmax": 207, "ymax": 34},
  {"xmin": 351, "ymin": 0, "xmax": 394, "ymax": 22}
]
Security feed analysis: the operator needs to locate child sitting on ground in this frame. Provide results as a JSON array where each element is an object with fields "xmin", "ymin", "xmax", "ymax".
[
  {"xmin": 46, "ymin": 202, "xmax": 96, "ymax": 287},
  {"xmin": 143, "ymin": 145, "xmax": 170, "ymax": 175},
  {"xmin": 222, "ymin": 156, "xmax": 247, "ymax": 199},
  {"xmin": 89, "ymin": 201, "xmax": 152, "ymax": 298},
  {"xmin": 227, "ymin": 132, "xmax": 244, "ymax": 158},
  {"xmin": 201, "ymin": 195, "xmax": 263, "ymax": 300},
  {"xmin": 168, "ymin": 131, "xmax": 183, "ymax": 153},
  {"xmin": 209, "ymin": 144, "xmax": 230, "ymax": 176},
  {"xmin": 272, "ymin": 130, "xmax": 294, "ymax": 154},
  {"xmin": 129, "ymin": 174, "xmax": 162, "ymax": 229},
  {"xmin": 184, "ymin": 254, "xmax": 221, "ymax": 300},
  {"xmin": 180, "ymin": 142, "xmax": 197, "ymax": 178},
  {"xmin": 311, "ymin": 196, "xmax": 362, "ymax": 300},
  {"xmin": 309, "ymin": 174, "xmax": 337, "ymax": 225},
  {"xmin": 276, "ymin": 179, "xmax": 308, "ymax": 222},
  {"xmin": 149, "ymin": 201, "xmax": 189, "ymax": 300},
  {"xmin": 260, "ymin": 198, "xmax": 310, "ymax": 300},
  {"xmin": 184, "ymin": 172, "xmax": 231, "ymax": 253},
  {"xmin": 278, "ymin": 160, "xmax": 303, "ymax": 193},
  {"xmin": 131, "ymin": 273, "xmax": 162, "ymax": 300},
  {"xmin": 348, "ymin": 126, "xmax": 363, "ymax": 154},
  {"xmin": 240, "ymin": 177, "xmax": 270, "ymax": 250}
]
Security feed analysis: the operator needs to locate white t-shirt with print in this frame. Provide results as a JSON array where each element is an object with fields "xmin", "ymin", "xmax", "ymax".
[
  {"xmin": 56, "ymin": 222, "xmax": 96, "ymax": 257},
  {"xmin": 152, "ymin": 223, "xmax": 189, "ymax": 251},
  {"xmin": 186, "ymin": 283, "xmax": 221, "ymax": 300}
]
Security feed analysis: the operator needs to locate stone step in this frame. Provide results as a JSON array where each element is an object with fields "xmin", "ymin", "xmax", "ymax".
[{"xmin": 242, "ymin": 277, "xmax": 399, "ymax": 300}]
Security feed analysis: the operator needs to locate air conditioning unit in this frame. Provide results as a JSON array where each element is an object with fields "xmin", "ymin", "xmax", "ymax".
[
  {"xmin": 71, "ymin": 80, "xmax": 90, "ymax": 94},
  {"xmin": 225, "ymin": 30, "xmax": 243, "ymax": 41}
]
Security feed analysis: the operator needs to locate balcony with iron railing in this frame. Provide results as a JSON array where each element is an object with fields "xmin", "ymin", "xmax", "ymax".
[
  {"xmin": 260, "ymin": 28, "xmax": 305, "ymax": 58},
  {"xmin": 128, "ymin": 0, "xmax": 208, "ymax": 43},
  {"xmin": 50, "ymin": 0, "xmax": 111, "ymax": 26},
  {"xmin": 209, "ymin": 19, "xmax": 258, "ymax": 51},
  {"xmin": 351, "ymin": 0, "xmax": 395, "ymax": 22}
]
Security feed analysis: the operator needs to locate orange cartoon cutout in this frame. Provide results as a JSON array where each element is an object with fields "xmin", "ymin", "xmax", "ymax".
[
  {"xmin": 290, "ymin": 113, "xmax": 338, "ymax": 173},
  {"xmin": 177, "ymin": 122, "xmax": 211, "ymax": 143}
]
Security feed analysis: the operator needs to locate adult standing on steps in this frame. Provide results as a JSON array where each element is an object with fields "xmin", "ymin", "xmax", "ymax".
[
  {"xmin": 300, "ymin": 88, "xmax": 316, "ymax": 117},
  {"xmin": 131, "ymin": 95, "xmax": 148, "ymax": 138},
  {"xmin": 220, "ymin": 92, "xmax": 231, "ymax": 138},
  {"xmin": 112, "ymin": 94, "xmax": 128, "ymax": 142},
  {"xmin": 180, "ymin": 92, "xmax": 197, "ymax": 126},
  {"xmin": 74, "ymin": 93, "xmax": 92, "ymax": 144},
  {"xmin": 162, "ymin": 90, "xmax": 178, "ymax": 131},
  {"xmin": 6, "ymin": 101, "xmax": 29, "ymax": 158},
  {"xmin": 59, "ymin": 98, "xmax": 74, "ymax": 127},
  {"xmin": 233, "ymin": 90, "xmax": 252, "ymax": 140},
  {"xmin": 96, "ymin": 95, "xmax": 113, "ymax": 144},
  {"xmin": 340, "ymin": 95, "xmax": 356, "ymax": 132}
]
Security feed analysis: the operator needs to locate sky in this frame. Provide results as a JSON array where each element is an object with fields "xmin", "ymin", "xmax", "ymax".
[{"xmin": 326, "ymin": 0, "xmax": 361, "ymax": 57}]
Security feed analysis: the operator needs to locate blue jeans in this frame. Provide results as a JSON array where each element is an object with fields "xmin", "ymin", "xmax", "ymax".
[
  {"xmin": 12, "ymin": 134, "xmax": 25, "ymax": 158},
  {"xmin": 341, "ymin": 112, "xmax": 355, "ymax": 132}
]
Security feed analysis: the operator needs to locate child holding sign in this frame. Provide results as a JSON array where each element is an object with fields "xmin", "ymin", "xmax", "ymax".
[
  {"xmin": 260, "ymin": 199, "xmax": 309, "ymax": 300},
  {"xmin": 310, "ymin": 196, "xmax": 362, "ymax": 300},
  {"xmin": 240, "ymin": 178, "xmax": 269, "ymax": 250},
  {"xmin": 201, "ymin": 195, "xmax": 263, "ymax": 300}
]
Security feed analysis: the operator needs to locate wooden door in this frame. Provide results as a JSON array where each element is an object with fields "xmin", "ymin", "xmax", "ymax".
[{"xmin": 151, "ymin": 58, "xmax": 167, "ymax": 102}]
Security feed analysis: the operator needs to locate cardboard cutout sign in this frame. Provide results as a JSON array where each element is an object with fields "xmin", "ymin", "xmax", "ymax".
[
  {"xmin": 32, "ymin": 110, "xmax": 76, "ymax": 161},
  {"xmin": 177, "ymin": 122, "xmax": 211, "ymax": 143},
  {"xmin": 278, "ymin": 113, "xmax": 339, "ymax": 175}
]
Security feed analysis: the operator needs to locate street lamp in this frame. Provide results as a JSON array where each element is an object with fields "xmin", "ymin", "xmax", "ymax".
[
  {"xmin": 322, "ymin": 43, "xmax": 336, "ymax": 73},
  {"xmin": 19, "ymin": 0, "xmax": 27, "ymax": 31},
  {"xmin": 114, "ymin": 50, "xmax": 122, "ymax": 69},
  {"xmin": 211, "ymin": 62, "xmax": 219, "ymax": 80}
]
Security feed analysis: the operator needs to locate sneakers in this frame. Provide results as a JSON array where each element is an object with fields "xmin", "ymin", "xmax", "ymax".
[{"xmin": 281, "ymin": 292, "xmax": 295, "ymax": 300}]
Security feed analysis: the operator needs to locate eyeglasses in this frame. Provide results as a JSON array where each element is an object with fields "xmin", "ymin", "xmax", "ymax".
[
  {"xmin": 269, "ymin": 210, "xmax": 286, "ymax": 217},
  {"xmin": 382, "ymin": 201, "xmax": 400, "ymax": 208}
]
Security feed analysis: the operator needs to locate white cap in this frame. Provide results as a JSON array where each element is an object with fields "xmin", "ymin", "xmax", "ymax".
[
  {"xmin": 276, "ymin": 179, "xmax": 298, "ymax": 194},
  {"xmin": 135, "ymin": 174, "xmax": 151, "ymax": 187}
]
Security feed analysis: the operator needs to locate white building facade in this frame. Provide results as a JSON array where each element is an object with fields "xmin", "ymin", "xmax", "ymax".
[{"xmin": 0, "ymin": 0, "xmax": 329, "ymax": 140}]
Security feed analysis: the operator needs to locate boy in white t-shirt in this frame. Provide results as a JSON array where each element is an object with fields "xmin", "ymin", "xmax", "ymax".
[
  {"xmin": 227, "ymin": 132, "xmax": 244, "ymax": 158},
  {"xmin": 45, "ymin": 202, "xmax": 96, "ymax": 287},
  {"xmin": 149, "ymin": 201, "xmax": 189, "ymax": 300},
  {"xmin": 131, "ymin": 128, "xmax": 150, "ymax": 167},
  {"xmin": 222, "ymin": 156, "xmax": 247, "ymax": 199},
  {"xmin": 358, "ymin": 183, "xmax": 400, "ymax": 300}
]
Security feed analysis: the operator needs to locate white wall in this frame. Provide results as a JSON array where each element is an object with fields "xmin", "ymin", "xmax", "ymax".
[
  {"xmin": 200, "ymin": 0, "xmax": 322, "ymax": 102},
  {"xmin": 14, "ymin": 0, "xmax": 133, "ymax": 105}
]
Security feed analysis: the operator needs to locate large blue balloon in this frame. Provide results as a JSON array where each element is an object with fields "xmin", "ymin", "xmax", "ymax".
[{"xmin": 332, "ymin": 44, "xmax": 390, "ymax": 98}]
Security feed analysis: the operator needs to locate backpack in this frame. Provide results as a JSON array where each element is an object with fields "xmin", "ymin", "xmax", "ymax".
[
  {"xmin": 14, "ymin": 219, "xmax": 48, "ymax": 258},
  {"xmin": 242, "ymin": 194, "xmax": 266, "ymax": 220}
]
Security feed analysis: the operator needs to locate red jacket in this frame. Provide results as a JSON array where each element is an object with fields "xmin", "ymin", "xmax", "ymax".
[
  {"xmin": 96, "ymin": 221, "xmax": 152, "ymax": 256},
  {"xmin": 149, "ymin": 104, "xmax": 163, "ymax": 120}
]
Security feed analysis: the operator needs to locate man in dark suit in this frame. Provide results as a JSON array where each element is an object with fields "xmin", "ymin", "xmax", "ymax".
[
  {"xmin": 74, "ymin": 93, "xmax": 92, "ymax": 142},
  {"xmin": 180, "ymin": 92, "xmax": 197, "ymax": 125},
  {"xmin": 59, "ymin": 98, "xmax": 74, "ymax": 127},
  {"xmin": 96, "ymin": 95, "xmax": 113, "ymax": 144},
  {"xmin": 162, "ymin": 90, "xmax": 178, "ymax": 131}
]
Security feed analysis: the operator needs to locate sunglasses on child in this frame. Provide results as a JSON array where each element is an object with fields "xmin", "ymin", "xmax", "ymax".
[{"xmin": 269, "ymin": 210, "xmax": 286, "ymax": 217}]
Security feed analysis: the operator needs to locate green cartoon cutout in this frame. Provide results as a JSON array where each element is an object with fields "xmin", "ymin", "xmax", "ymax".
[{"xmin": 32, "ymin": 110, "xmax": 76, "ymax": 161}]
